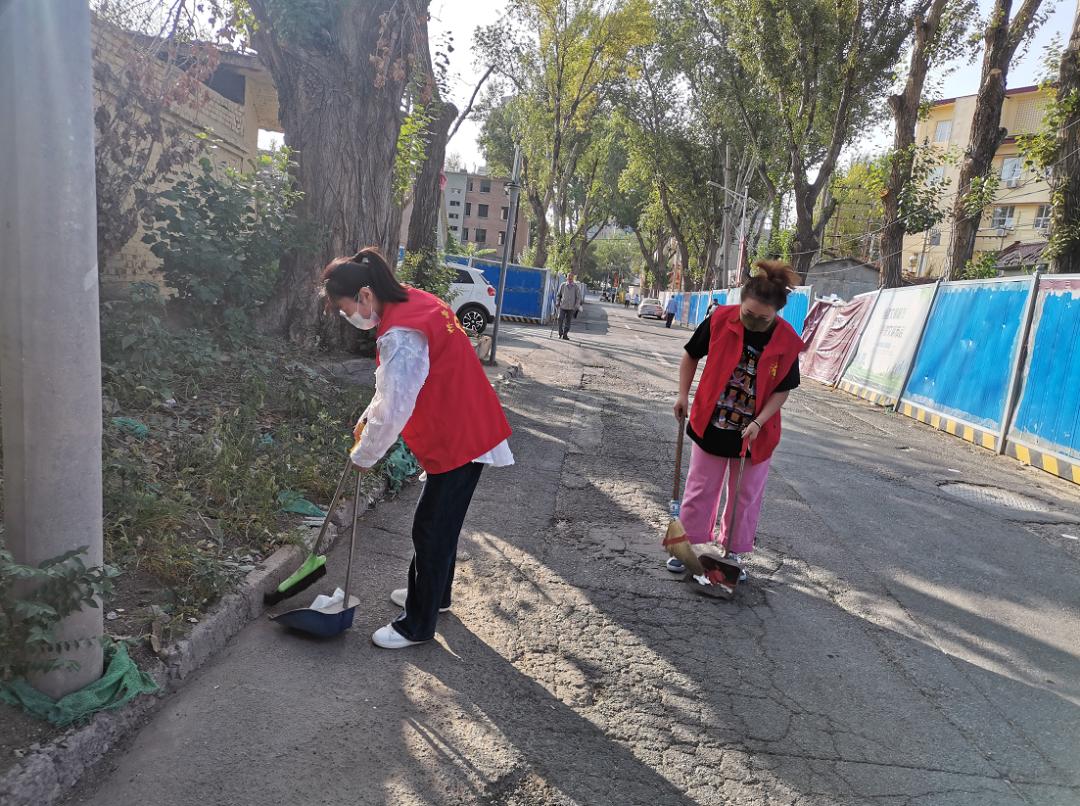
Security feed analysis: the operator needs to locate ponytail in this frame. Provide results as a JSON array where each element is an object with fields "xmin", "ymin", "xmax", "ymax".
[
  {"xmin": 741, "ymin": 259, "xmax": 800, "ymax": 310},
  {"xmin": 321, "ymin": 247, "xmax": 408, "ymax": 304}
]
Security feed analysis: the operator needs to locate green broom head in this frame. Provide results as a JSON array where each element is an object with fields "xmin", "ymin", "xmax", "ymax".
[{"xmin": 264, "ymin": 554, "xmax": 327, "ymax": 605}]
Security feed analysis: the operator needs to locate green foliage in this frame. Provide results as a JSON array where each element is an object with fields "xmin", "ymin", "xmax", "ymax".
[
  {"xmin": 394, "ymin": 103, "xmax": 435, "ymax": 203},
  {"xmin": 398, "ymin": 249, "xmax": 458, "ymax": 302},
  {"xmin": 1017, "ymin": 58, "xmax": 1080, "ymax": 264},
  {"xmin": 142, "ymin": 148, "xmax": 312, "ymax": 339},
  {"xmin": 445, "ymin": 235, "xmax": 497, "ymax": 259},
  {"xmin": 589, "ymin": 236, "xmax": 642, "ymax": 284},
  {"xmin": 898, "ymin": 143, "xmax": 958, "ymax": 235},
  {"xmin": 0, "ymin": 546, "xmax": 117, "ymax": 682},
  {"xmin": 961, "ymin": 174, "xmax": 1000, "ymax": 218},
  {"xmin": 957, "ymin": 252, "xmax": 1000, "ymax": 280}
]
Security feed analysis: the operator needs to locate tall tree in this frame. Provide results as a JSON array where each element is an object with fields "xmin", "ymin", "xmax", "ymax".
[
  {"xmin": 880, "ymin": 0, "xmax": 970, "ymax": 287},
  {"xmin": 1050, "ymin": 11, "xmax": 1080, "ymax": 273},
  {"xmin": 239, "ymin": 1, "xmax": 429, "ymax": 342},
  {"xmin": 695, "ymin": 0, "xmax": 916, "ymax": 279},
  {"xmin": 475, "ymin": 0, "xmax": 653, "ymax": 269},
  {"xmin": 945, "ymin": 0, "xmax": 1049, "ymax": 277}
]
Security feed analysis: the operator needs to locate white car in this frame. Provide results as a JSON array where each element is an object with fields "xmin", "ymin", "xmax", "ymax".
[
  {"xmin": 450, "ymin": 265, "xmax": 497, "ymax": 335},
  {"xmin": 637, "ymin": 298, "xmax": 664, "ymax": 319}
]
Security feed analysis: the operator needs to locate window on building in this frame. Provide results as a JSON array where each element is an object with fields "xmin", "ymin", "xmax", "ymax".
[
  {"xmin": 990, "ymin": 206, "xmax": 1015, "ymax": 230},
  {"xmin": 501, "ymin": 206, "xmax": 509, "ymax": 220},
  {"xmin": 449, "ymin": 213, "xmax": 459, "ymax": 220},
  {"xmin": 475, "ymin": 228, "xmax": 487, "ymax": 243},
  {"xmin": 1000, "ymin": 157, "xmax": 1022, "ymax": 185},
  {"xmin": 449, "ymin": 200, "xmax": 461, "ymax": 207},
  {"xmin": 933, "ymin": 120, "xmax": 952, "ymax": 143},
  {"xmin": 455, "ymin": 269, "xmax": 473, "ymax": 284},
  {"xmin": 450, "ymin": 225, "xmax": 460, "ymax": 232},
  {"xmin": 461, "ymin": 228, "xmax": 469, "ymax": 241},
  {"xmin": 467, "ymin": 180, "xmax": 474, "ymax": 192},
  {"xmin": 1034, "ymin": 204, "xmax": 1052, "ymax": 231},
  {"xmin": 478, "ymin": 204, "xmax": 489, "ymax": 218},
  {"xmin": 928, "ymin": 166, "xmax": 945, "ymax": 185},
  {"xmin": 480, "ymin": 180, "xmax": 492, "ymax": 193},
  {"xmin": 929, "ymin": 228, "xmax": 941, "ymax": 246},
  {"xmin": 452, "ymin": 188, "xmax": 462, "ymax": 195},
  {"xmin": 498, "ymin": 231, "xmax": 506, "ymax": 245},
  {"xmin": 465, "ymin": 202, "xmax": 472, "ymax": 216}
]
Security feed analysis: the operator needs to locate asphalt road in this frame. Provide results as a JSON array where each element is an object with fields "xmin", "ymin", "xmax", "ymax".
[{"xmin": 68, "ymin": 299, "xmax": 1080, "ymax": 806}]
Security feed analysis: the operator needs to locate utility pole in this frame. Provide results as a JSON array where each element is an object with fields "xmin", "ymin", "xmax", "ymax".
[
  {"xmin": 488, "ymin": 146, "xmax": 521, "ymax": 366},
  {"xmin": 0, "ymin": 0, "xmax": 104, "ymax": 696}
]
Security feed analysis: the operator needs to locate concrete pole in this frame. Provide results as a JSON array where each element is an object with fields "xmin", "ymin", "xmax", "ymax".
[
  {"xmin": 489, "ymin": 146, "xmax": 522, "ymax": 366},
  {"xmin": 0, "ymin": 0, "xmax": 105, "ymax": 696}
]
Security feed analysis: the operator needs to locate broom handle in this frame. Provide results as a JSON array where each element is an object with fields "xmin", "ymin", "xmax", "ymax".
[
  {"xmin": 725, "ymin": 442, "xmax": 749, "ymax": 554},
  {"xmin": 672, "ymin": 415, "xmax": 686, "ymax": 501},
  {"xmin": 312, "ymin": 458, "xmax": 356, "ymax": 555},
  {"xmin": 342, "ymin": 466, "xmax": 363, "ymax": 606}
]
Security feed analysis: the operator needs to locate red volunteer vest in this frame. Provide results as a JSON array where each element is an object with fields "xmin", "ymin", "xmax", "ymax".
[
  {"xmin": 376, "ymin": 288, "xmax": 512, "ymax": 474},
  {"xmin": 689, "ymin": 305, "xmax": 804, "ymax": 464}
]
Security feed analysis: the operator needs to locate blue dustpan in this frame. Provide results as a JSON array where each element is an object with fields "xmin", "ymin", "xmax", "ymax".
[
  {"xmin": 271, "ymin": 596, "xmax": 361, "ymax": 637},
  {"xmin": 271, "ymin": 465, "xmax": 364, "ymax": 639}
]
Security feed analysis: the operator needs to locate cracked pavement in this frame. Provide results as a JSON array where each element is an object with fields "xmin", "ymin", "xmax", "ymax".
[{"xmin": 67, "ymin": 301, "xmax": 1080, "ymax": 806}]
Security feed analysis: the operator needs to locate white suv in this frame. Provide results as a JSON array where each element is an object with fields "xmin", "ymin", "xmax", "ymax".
[{"xmin": 450, "ymin": 265, "xmax": 497, "ymax": 335}]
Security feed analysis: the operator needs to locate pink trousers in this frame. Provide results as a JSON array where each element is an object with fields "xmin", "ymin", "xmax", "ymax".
[{"xmin": 680, "ymin": 443, "xmax": 771, "ymax": 554}]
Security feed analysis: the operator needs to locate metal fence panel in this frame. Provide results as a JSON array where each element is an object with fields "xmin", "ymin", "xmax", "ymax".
[
  {"xmin": 780, "ymin": 287, "xmax": 811, "ymax": 334},
  {"xmin": 1005, "ymin": 276, "xmax": 1080, "ymax": 481},
  {"xmin": 899, "ymin": 277, "xmax": 1035, "ymax": 446}
]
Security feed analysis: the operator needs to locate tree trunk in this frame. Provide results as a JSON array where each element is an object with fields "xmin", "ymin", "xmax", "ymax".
[
  {"xmin": 248, "ymin": 0, "xmax": 425, "ymax": 344},
  {"xmin": 406, "ymin": 102, "xmax": 457, "ymax": 262},
  {"xmin": 528, "ymin": 187, "xmax": 550, "ymax": 267},
  {"xmin": 1053, "ymin": 11, "xmax": 1080, "ymax": 273},
  {"xmin": 947, "ymin": 0, "xmax": 1046, "ymax": 277},
  {"xmin": 881, "ymin": 0, "xmax": 950, "ymax": 288}
]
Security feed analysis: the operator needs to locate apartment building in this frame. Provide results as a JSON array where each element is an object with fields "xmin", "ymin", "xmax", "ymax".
[
  {"xmin": 902, "ymin": 84, "xmax": 1053, "ymax": 277},
  {"xmin": 443, "ymin": 169, "xmax": 531, "ymax": 262}
]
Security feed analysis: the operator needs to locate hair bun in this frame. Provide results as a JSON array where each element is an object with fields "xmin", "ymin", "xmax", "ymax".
[{"xmin": 752, "ymin": 259, "xmax": 799, "ymax": 290}]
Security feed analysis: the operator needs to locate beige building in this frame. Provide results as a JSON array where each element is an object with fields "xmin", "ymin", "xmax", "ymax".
[
  {"xmin": 92, "ymin": 18, "xmax": 281, "ymax": 291},
  {"xmin": 443, "ymin": 169, "xmax": 530, "ymax": 262},
  {"xmin": 903, "ymin": 84, "xmax": 1053, "ymax": 277}
]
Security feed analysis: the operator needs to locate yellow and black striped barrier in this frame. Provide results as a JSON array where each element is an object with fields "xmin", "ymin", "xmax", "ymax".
[
  {"xmin": 898, "ymin": 402, "xmax": 1000, "ymax": 452},
  {"xmin": 836, "ymin": 380, "xmax": 897, "ymax": 408},
  {"xmin": 1003, "ymin": 441, "xmax": 1080, "ymax": 484}
]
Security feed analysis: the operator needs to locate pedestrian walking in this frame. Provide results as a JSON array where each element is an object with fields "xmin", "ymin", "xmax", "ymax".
[
  {"xmin": 668, "ymin": 260, "xmax": 803, "ymax": 580},
  {"xmin": 664, "ymin": 296, "xmax": 677, "ymax": 328},
  {"xmin": 704, "ymin": 297, "xmax": 721, "ymax": 318},
  {"xmin": 322, "ymin": 248, "xmax": 514, "ymax": 649},
  {"xmin": 557, "ymin": 274, "xmax": 583, "ymax": 340}
]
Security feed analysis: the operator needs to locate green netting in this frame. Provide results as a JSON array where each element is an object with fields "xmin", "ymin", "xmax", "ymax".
[
  {"xmin": 384, "ymin": 438, "xmax": 420, "ymax": 493},
  {"xmin": 0, "ymin": 642, "xmax": 159, "ymax": 726},
  {"xmin": 276, "ymin": 490, "xmax": 327, "ymax": 517}
]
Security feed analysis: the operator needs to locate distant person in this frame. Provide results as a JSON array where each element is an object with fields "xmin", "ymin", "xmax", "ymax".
[
  {"xmin": 557, "ymin": 274, "xmax": 583, "ymax": 340},
  {"xmin": 664, "ymin": 296, "xmax": 677, "ymax": 328},
  {"xmin": 668, "ymin": 260, "xmax": 803, "ymax": 584},
  {"xmin": 623, "ymin": 294, "xmax": 631, "ymax": 309},
  {"xmin": 704, "ymin": 297, "xmax": 721, "ymax": 318}
]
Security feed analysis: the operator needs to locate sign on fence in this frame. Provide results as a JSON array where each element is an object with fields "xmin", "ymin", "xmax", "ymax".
[
  {"xmin": 801, "ymin": 292, "xmax": 876, "ymax": 386},
  {"xmin": 839, "ymin": 284, "xmax": 937, "ymax": 406},
  {"xmin": 1005, "ymin": 276, "xmax": 1080, "ymax": 483},
  {"xmin": 898, "ymin": 276, "xmax": 1035, "ymax": 451}
]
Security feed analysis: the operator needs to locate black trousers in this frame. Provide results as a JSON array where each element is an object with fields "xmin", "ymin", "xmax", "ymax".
[
  {"xmin": 392, "ymin": 461, "xmax": 484, "ymax": 641},
  {"xmin": 665, "ymin": 312, "xmax": 675, "ymax": 328},
  {"xmin": 558, "ymin": 309, "xmax": 574, "ymax": 336}
]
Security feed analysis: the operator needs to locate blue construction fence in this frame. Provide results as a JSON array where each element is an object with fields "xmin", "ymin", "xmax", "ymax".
[
  {"xmin": 445, "ymin": 255, "xmax": 558, "ymax": 322},
  {"xmin": 814, "ymin": 273, "xmax": 1080, "ymax": 486},
  {"xmin": 659, "ymin": 286, "xmax": 813, "ymax": 334}
]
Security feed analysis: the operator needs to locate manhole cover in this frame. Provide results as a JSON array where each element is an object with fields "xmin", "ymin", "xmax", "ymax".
[{"xmin": 939, "ymin": 482, "xmax": 1052, "ymax": 512}]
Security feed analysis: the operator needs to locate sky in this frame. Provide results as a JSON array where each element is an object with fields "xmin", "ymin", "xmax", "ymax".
[{"xmin": 259, "ymin": 0, "xmax": 1077, "ymax": 168}]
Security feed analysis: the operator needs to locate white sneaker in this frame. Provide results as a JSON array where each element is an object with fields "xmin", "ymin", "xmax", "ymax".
[
  {"xmin": 390, "ymin": 588, "xmax": 451, "ymax": 612},
  {"xmin": 371, "ymin": 624, "xmax": 425, "ymax": 649}
]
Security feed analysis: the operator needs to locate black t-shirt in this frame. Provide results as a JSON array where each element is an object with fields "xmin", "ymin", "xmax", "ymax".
[{"xmin": 684, "ymin": 315, "xmax": 800, "ymax": 457}]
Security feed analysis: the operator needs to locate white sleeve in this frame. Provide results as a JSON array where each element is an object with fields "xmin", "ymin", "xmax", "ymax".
[{"xmin": 350, "ymin": 327, "xmax": 430, "ymax": 468}]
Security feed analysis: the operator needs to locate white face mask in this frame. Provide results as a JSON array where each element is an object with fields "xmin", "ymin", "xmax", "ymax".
[{"xmin": 339, "ymin": 289, "xmax": 379, "ymax": 330}]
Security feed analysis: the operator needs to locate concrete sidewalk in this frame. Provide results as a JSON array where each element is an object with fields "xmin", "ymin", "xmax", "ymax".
[{"xmin": 66, "ymin": 301, "xmax": 1080, "ymax": 806}]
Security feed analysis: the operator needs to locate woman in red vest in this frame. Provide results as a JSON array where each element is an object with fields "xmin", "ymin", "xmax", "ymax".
[
  {"xmin": 669, "ymin": 260, "xmax": 803, "ymax": 581},
  {"xmin": 322, "ymin": 248, "xmax": 513, "ymax": 649}
]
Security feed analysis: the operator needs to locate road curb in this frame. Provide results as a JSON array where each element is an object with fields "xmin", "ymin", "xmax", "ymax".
[{"xmin": 0, "ymin": 477, "xmax": 390, "ymax": 806}]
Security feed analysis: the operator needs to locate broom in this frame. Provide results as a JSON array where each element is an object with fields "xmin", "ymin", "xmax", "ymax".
[
  {"xmin": 264, "ymin": 422, "xmax": 365, "ymax": 606},
  {"xmin": 662, "ymin": 415, "xmax": 706, "ymax": 576}
]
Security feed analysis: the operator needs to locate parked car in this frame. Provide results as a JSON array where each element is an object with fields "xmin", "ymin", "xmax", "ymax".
[
  {"xmin": 637, "ymin": 298, "xmax": 664, "ymax": 320},
  {"xmin": 450, "ymin": 265, "xmax": 497, "ymax": 335}
]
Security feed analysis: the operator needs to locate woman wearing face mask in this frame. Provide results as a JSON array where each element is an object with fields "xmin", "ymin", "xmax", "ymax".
[
  {"xmin": 321, "ymin": 248, "xmax": 513, "ymax": 649},
  {"xmin": 667, "ymin": 260, "xmax": 803, "ymax": 579}
]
